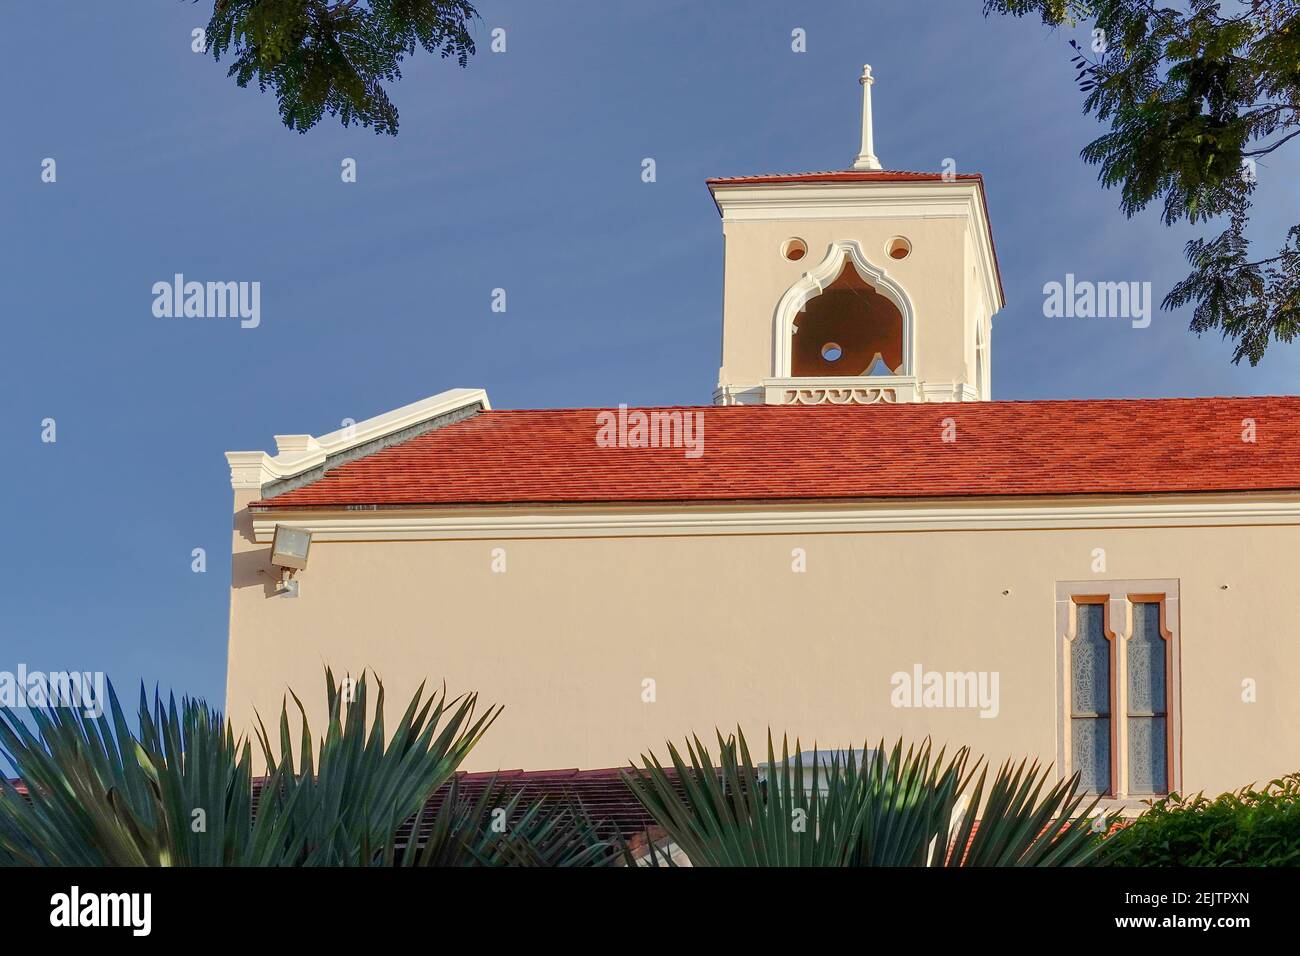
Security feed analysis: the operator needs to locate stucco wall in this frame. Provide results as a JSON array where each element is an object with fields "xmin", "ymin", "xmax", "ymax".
[{"xmin": 227, "ymin": 492, "xmax": 1299, "ymax": 798}]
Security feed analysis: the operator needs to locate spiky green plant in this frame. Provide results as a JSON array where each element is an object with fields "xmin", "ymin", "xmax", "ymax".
[
  {"xmin": 392, "ymin": 775, "xmax": 625, "ymax": 867},
  {"xmin": 246, "ymin": 670, "xmax": 500, "ymax": 865},
  {"xmin": 0, "ymin": 684, "xmax": 250, "ymax": 866},
  {"xmin": 624, "ymin": 730, "xmax": 1104, "ymax": 867},
  {"xmin": 0, "ymin": 670, "xmax": 499, "ymax": 866}
]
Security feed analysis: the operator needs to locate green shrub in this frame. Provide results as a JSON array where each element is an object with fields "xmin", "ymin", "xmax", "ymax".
[{"xmin": 1103, "ymin": 774, "xmax": 1300, "ymax": 866}]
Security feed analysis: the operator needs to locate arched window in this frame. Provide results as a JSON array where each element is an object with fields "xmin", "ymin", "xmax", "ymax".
[
  {"xmin": 1069, "ymin": 601, "xmax": 1114, "ymax": 796},
  {"xmin": 772, "ymin": 240, "xmax": 914, "ymax": 380},
  {"xmin": 791, "ymin": 260, "xmax": 904, "ymax": 378}
]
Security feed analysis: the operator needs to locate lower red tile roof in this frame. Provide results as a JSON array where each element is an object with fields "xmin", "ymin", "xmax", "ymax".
[
  {"xmin": 415, "ymin": 768, "xmax": 665, "ymax": 842},
  {"xmin": 252, "ymin": 397, "xmax": 1300, "ymax": 510},
  {"xmin": 256, "ymin": 768, "xmax": 675, "ymax": 843},
  {"xmin": 7, "ymin": 770, "xmax": 689, "ymax": 844}
]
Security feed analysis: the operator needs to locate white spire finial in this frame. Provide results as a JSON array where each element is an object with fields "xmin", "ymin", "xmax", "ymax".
[{"xmin": 852, "ymin": 64, "xmax": 883, "ymax": 171}]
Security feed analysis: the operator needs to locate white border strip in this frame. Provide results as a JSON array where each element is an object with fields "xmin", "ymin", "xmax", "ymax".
[{"xmin": 250, "ymin": 495, "xmax": 1300, "ymax": 542}]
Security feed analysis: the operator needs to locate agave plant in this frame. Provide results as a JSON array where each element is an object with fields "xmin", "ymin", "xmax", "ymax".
[
  {"xmin": 392, "ymin": 774, "xmax": 625, "ymax": 867},
  {"xmin": 247, "ymin": 670, "xmax": 502, "ymax": 865},
  {"xmin": 0, "ymin": 684, "xmax": 249, "ymax": 866},
  {"xmin": 624, "ymin": 729, "xmax": 1104, "ymax": 866},
  {"xmin": 0, "ymin": 670, "xmax": 500, "ymax": 866}
]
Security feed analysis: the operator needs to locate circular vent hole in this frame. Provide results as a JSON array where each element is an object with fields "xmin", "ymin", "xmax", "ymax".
[
  {"xmin": 887, "ymin": 237, "xmax": 912, "ymax": 260},
  {"xmin": 821, "ymin": 342, "xmax": 843, "ymax": 362},
  {"xmin": 782, "ymin": 238, "xmax": 807, "ymax": 262}
]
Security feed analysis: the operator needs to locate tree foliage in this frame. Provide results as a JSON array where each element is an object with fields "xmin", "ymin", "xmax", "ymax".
[
  {"xmin": 985, "ymin": 0, "xmax": 1300, "ymax": 364},
  {"xmin": 199, "ymin": 0, "xmax": 480, "ymax": 135}
]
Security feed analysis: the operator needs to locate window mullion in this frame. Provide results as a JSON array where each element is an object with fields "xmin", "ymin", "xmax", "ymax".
[{"xmin": 1111, "ymin": 595, "xmax": 1129, "ymax": 800}]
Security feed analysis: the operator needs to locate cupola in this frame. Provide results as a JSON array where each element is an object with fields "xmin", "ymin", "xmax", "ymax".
[{"xmin": 709, "ymin": 65, "xmax": 1004, "ymax": 406}]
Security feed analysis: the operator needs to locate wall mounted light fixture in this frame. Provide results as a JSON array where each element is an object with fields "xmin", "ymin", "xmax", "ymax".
[{"xmin": 270, "ymin": 525, "xmax": 311, "ymax": 597}]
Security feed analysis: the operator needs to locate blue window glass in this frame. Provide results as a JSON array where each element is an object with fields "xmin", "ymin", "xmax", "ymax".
[
  {"xmin": 1070, "ymin": 602, "xmax": 1111, "ymax": 794},
  {"xmin": 1127, "ymin": 601, "xmax": 1168, "ymax": 794}
]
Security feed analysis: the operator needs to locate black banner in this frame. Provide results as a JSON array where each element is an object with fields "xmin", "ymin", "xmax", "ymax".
[{"xmin": 0, "ymin": 865, "xmax": 1281, "ymax": 940}]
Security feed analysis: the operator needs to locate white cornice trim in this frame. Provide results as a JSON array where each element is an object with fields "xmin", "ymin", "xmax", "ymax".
[
  {"xmin": 711, "ymin": 182, "xmax": 981, "ymax": 216},
  {"xmin": 721, "ymin": 378, "xmax": 978, "ymax": 407},
  {"xmin": 249, "ymin": 495, "xmax": 1300, "ymax": 543},
  {"xmin": 226, "ymin": 387, "xmax": 490, "ymax": 490}
]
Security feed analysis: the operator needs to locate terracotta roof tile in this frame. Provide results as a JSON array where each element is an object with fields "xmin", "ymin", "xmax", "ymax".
[
  {"xmin": 706, "ymin": 170, "xmax": 986, "ymax": 185},
  {"xmin": 243, "ymin": 767, "xmax": 667, "ymax": 844},
  {"xmin": 251, "ymin": 397, "xmax": 1300, "ymax": 509}
]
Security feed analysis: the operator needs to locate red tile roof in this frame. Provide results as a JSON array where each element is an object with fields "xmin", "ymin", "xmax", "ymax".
[
  {"xmin": 706, "ymin": 170, "xmax": 986, "ymax": 186},
  {"xmin": 252, "ymin": 397, "xmax": 1300, "ymax": 509},
  {"xmin": 6, "ymin": 770, "xmax": 684, "ymax": 844},
  {"xmin": 246, "ymin": 767, "xmax": 669, "ymax": 844},
  {"xmin": 416, "ymin": 768, "xmax": 664, "ymax": 842}
]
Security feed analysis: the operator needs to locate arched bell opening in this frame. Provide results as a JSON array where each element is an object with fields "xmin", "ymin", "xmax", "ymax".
[{"xmin": 790, "ymin": 260, "xmax": 905, "ymax": 377}]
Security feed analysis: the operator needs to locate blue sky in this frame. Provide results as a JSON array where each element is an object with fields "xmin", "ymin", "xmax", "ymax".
[{"xmin": 3, "ymin": 0, "xmax": 1299, "ymax": 712}]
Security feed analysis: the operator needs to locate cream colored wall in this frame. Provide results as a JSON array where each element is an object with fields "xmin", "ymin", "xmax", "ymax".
[
  {"xmin": 719, "ymin": 217, "xmax": 974, "ymax": 388},
  {"xmin": 227, "ymin": 495, "xmax": 1300, "ymax": 797}
]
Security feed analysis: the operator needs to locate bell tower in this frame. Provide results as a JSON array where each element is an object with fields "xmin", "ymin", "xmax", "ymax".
[{"xmin": 710, "ymin": 66, "xmax": 1003, "ymax": 406}]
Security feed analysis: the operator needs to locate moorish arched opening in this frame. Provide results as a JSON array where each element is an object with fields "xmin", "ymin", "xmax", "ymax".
[
  {"xmin": 791, "ymin": 260, "xmax": 904, "ymax": 377},
  {"xmin": 771, "ymin": 240, "xmax": 915, "ymax": 380}
]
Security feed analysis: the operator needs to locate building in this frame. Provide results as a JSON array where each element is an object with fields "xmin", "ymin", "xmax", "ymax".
[{"xmin": 225, "ymin": 67, "xmax": 1300, "ymax": 809}]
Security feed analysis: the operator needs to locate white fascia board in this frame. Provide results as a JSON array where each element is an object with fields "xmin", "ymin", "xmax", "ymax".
[
  {"xmin": 250, "ymin": 493, "xmax": 1300, "ymax": 543},
  {"xmin": 710, "ymin": 181, "xmax": 982, "ymax": 219},
  {"xmin": 226, "ymin": 387, "xmax": 490, "ymax": 490}
]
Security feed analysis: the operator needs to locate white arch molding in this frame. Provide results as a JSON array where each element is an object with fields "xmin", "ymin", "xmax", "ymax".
[{"xmin": 771, "ymin": 239, "xmax": 916, "ymax": 379}]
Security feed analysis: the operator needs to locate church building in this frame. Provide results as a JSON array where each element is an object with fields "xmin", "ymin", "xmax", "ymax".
[{"xmin": 225, "ymin": 68, "xmax": 1300, "ymax": 809}]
